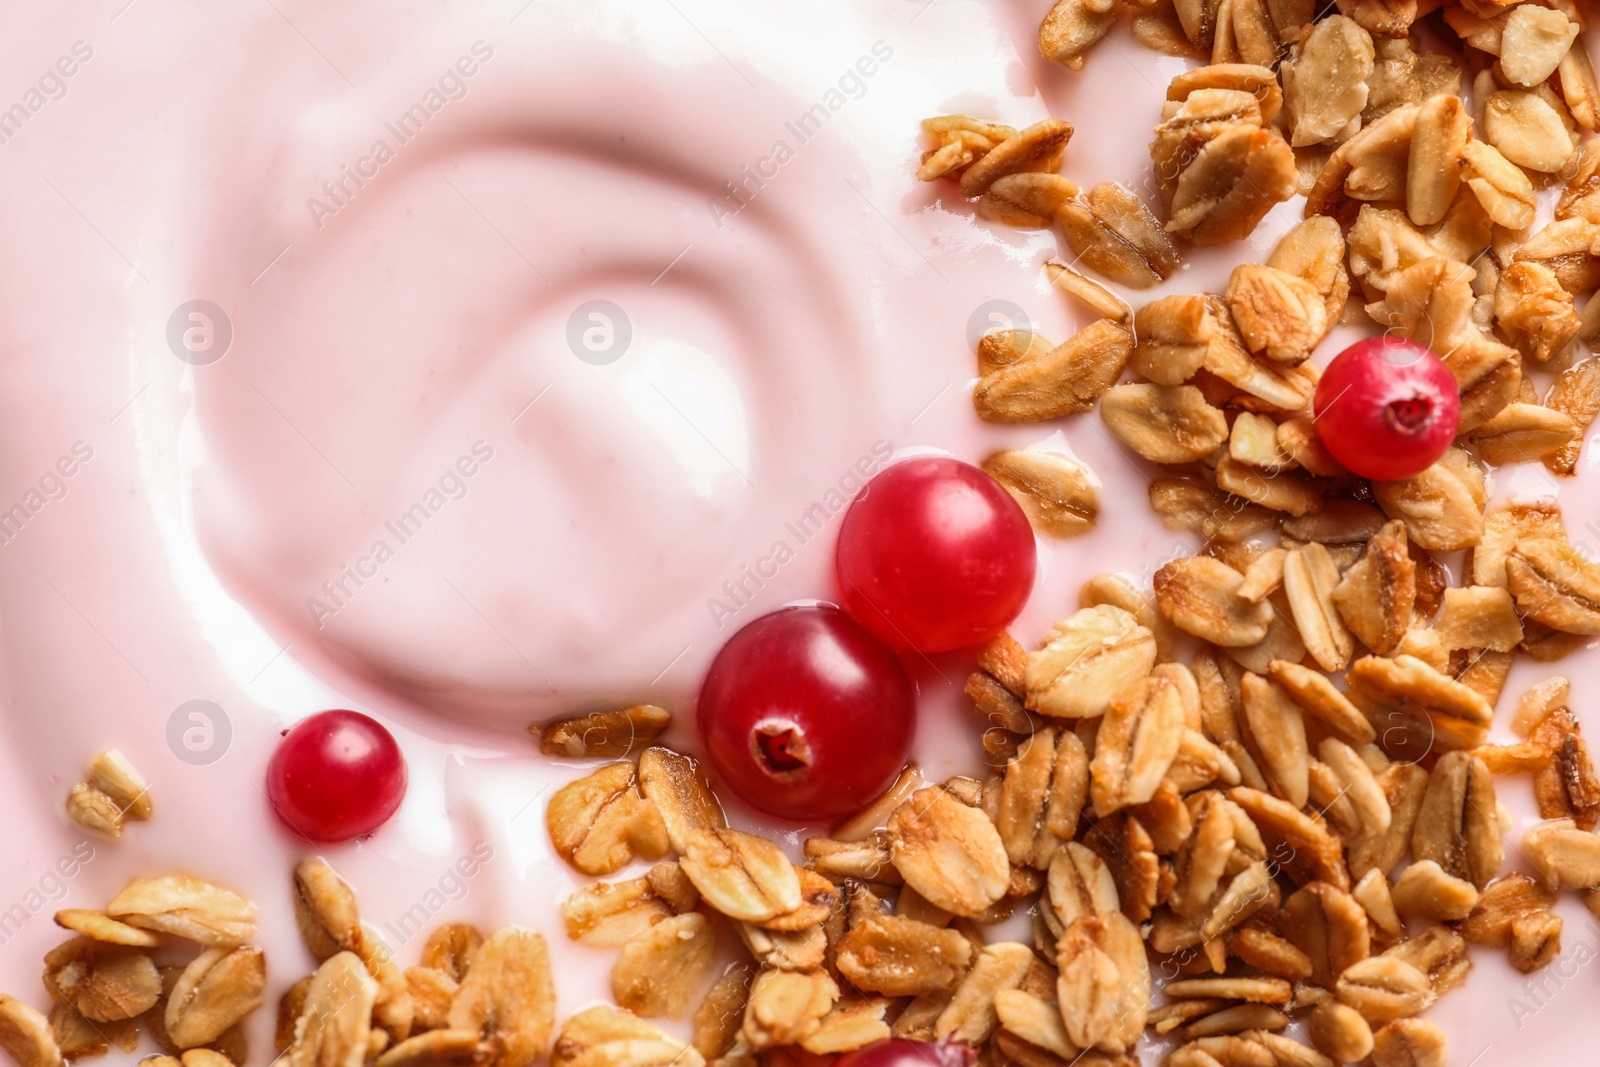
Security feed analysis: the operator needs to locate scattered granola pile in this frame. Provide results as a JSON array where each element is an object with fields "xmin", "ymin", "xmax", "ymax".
[
  {"xmin": 276, "ymin": 858, "xmax": 555, "ymax": 1067},
  {"xmin": 0, "ymin": 874, "xmax": 262, "ymax": 1067},
  {"xmin": 884, "ymin": 3, "xmax": 1600, "ymax": 1065},
  {"xmin": 63, "ymin": 750, "xmax": 152, "ymax": 841}
]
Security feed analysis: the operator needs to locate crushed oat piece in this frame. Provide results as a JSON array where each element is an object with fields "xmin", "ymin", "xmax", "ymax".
[
  {"xmin": 1090, "ymin": 673, "xmax": 1185, "ymax": 816},
  {"xmin": 421, "ymin": 924, "xmax": 483, "ymax": 983},
  {"xmin": 43, "ymin": 938, "xmax": 159, "ymax": 1024},
  {"xmin": 1543, "ymin": 358, "xmax": 1600, "ymax": 475},
  {"xmin": 1100, "ymin": 384, "xmax": 1229, "ymax": 464},
  {"xmin": 1433, "ymin": 587, "xmax": 1523, "ymax": 653},
  {"xmin": 1283, "ymin": 544, "xmax": 1353, "ymax": 671},
  {"xmin": 1348, "ymin": 654, "xmax": 1493, "ymax": 754},
  {"xmin": 740, "ymin": 970, "xmax": 837, "ymax": 1050},
  {"xmin": 1284, "ymin": 15, "xmax": 1374, "ymax": 147},
  {"xmin": 834, "ymin": 912, "xmax": 972, "ymax": 997},
  {"xmin": 1334, "ymin": 956, "xmax": 1434, "ymax": 1028},
  {"xmin": 917, "ymin": 116, "xmax": 1017, "ymax": 183},
  {"xmin": 552, "ymin": 1005, "xmax": 702, "ymax": 1067},
  {"xmin": 1226, "ymin": 265, "xmax": 1329, "ymax": 364},
  {"xmin": 611, "ymin": 912, "xmax": 716, "ymax": 1019},
  {"xmin": 1043, "ymin": 261, "xmax": 1127, "ymax": 321},
  {"xmin": 1390, "ymin": 861, "xmax": 1479, "ymax": 922},
  {"xmin": 546, "ymin": 762, "xmax": 669, "ymax": 877},
  {"xmin": 65, "ymin": 784, "xmax": 125, "ymax": 840},
  {"xmin": 982, "ymin": 450, "xmax": 1097, "ymax": 539},
  {"xmin": 1149, "ymin": 480, "xmax": 1276, "ymax": 542},
  {"xmin": 1267, "ymin": 660, "xmax": 1372, "ymax": 745},
  {"xmin": 534, "ymin": 705, "xmax": 671, "ymax": 759},
  {"xmin": 1229, "ymin": 787, "xmax": 1348, "ymax": 888},
  {"xmin": 1484, "ymin": 91, "xmax": 1576, "ymax": 174},
  {"xmin": 1040, "ymin": 0, "xmax": 1120, "ymax": 70},
  {"xmin": 292, "ymin": 858, "xmax": 359, "ymax": 962},
  {"xmin": 1469, "ymin": 402, "xmax": 1579, "ymax": 466},
  {"xmin": 406, "ymin": 967, "xmax": 458, "ymax": 1033},
  {"xmin": 680, "ymin": 827, "xmax": 801, "ymax": 924},
  {"xmin": 373, "ymin": 1030, "xmax": 486, "ymax": 1067},
  {"xmin": 87, "ymin": 750, "xmax": 152, "ymax": 821},
  {"xmin": 935, "ymin": 942, "xmax": 1034, "ymax": 1043},
  {"xmin": 636, "ymin": 747, "xmax": 724, "ymax": 854},
  {"xmin": 1062, "ymin": 184, "xmax": 1182, "ymax": 288},
  {"xmin": 1131, "ymin": 294, "xmax": 1214, "ymax": 385},
  {"xmin": 447, "ymin": 928, "xmax": 555, "ymax": 1067},
  {"xmin": 1167, "ymin": 124, "xmax": 1297, "ymax": 245},
  {"xmin": 1507, "ymin": 537, "xmax": 1600, "ymax": 635},
  {"xmin": 1371, "ymin": 448, "xmax": 1485, "ymax": 552},
  {"xmin": 959, "ymin": 121, "xmax": 1074, "ymax": 198},
  {"xmin": 1513, "ymin": 217, "xmax": 1600, "ymax": 293},
  {"xmin": 106, "ymin": 876, "xmax": 256, "ymax": 948},
  {"xmin": 1155, "ymin": 556, "xmax": 1272, "ymax": 647},
  {"xmin": 289, "ymin": 952, "xmax": 376, "ymax": 1067},
  {"xmin": 1495, "ymin": 263, "xmax": 1580, "ymax": 366},
  {"xmin": 973, "ymin": 319, "xmax": 1133, "ymax": 423},
  {"xmin": 691, "ymin": 963, "xmax": 753, "ymax": 1061},
  {"xmin": 1240, "ymin": 673, "xmax": 1309, "ymax": 809},
  {"xmin": 1229, "ymin": 413, "xmax": 1289, "ymax": 472},
  {"xmin": 1308, "ymin": 1001, "xmax": 1373, "ymax": 1064},
  {"xmin": 0, "ymin": 999, "xmax": 61, "ymax": 1067},
  {"xmin": 1327, "ymin": 524, "xmax": 1416, "ymax": 655},
  {"xmin": 1460, "ymin": 138, "xmax": 1535, "ymax": 231},
  {"xmin": 1055, "ymin": 913, "xmax": 1148, "ymax": 1053},
  {"xmin": 52, "ymin": 909, "xmax": 159, "ymax": 949},
  {"xmin": 1406, "ymin": 95, "xmax": 1470, "ymax": 228},
  {"xmin": 1026, "ymin": 605, "xmax": 1157, "ymax": 719},
  {"xmin": 976, "ymin": 328, "xmax": 1053, "ymax": 377},
  {"xmin": 1529, "ymin": 709, "xmax": 1600, "ymax": 830},
  {"xmin": 1523, "ymin": 818, "xmax": 1600, "ymax": 890},
  {"xmin": 560, "ymin": 880, "xmax": 669, "ymax": 948},
  {"xmin": 980, "ymin": 173, "xmax": 1081, "ymax": 229},
  {"xmin": 165, "ymin": 946, "xmax": 265, "ymax": 1048},
  {"xmin": 1284, "ymin": 883, "xmax": 1370, "ymax": 989},
  {"xmin": 1369, "ymin": 1018, "xmax": 1446, "ymax": 1067},
  {"xmin": 887, "ymin": 787, "xmax": 1010, "ymax": 917}
]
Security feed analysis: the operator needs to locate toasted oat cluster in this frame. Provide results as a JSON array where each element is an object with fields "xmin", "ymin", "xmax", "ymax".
[
  {"xmin": 64, "ymin": 750, "xmax": 153, "ymax": 841},
  {"xmin": 897, "ymin": 5, "xmax": 1600, "ymax": 1064},
  {"xmin": 538, "ymin": 554, "xmax": 1595, "ymax": 1067},
  {"xmin": 276, "ymin": 859, "xmax": 555, "ymax": 1067},
  {"xmin": 0, "ymin": 874, "xmax": 263, "ymax": 1067}
]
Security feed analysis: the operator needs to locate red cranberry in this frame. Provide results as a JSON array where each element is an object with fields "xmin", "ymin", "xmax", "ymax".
[
  {"xmin": 830, "ymin": 1039, "xmax": 976, "ymax": 1067},
  {"xmin": 267, "ymin": 710, "xmax": 407, "ymax": 841},
  {"xmin": 835, "ymin": 457, "xmax": 1035, "ymax": 653},
  {"xmin": 698, "ymin": 605, "xmax": 915, "ymax": 821},
  {"xmin": 1313, "ymin": 337, "xmax": 1460, "ymax": 480}
]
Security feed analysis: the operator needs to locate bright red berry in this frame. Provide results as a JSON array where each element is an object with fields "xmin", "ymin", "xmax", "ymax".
[
  {"xmin": 698, "ymin": 605, "xmax": 915, "ymax": 821},
  {"xmin": 1313, "ymin": 337, "xmax": 1460, "ymax": 481},
  {"xmin": 267, "ymin": 710, "xmax": 407, "ymax": 842},
  {"xmin": 830, "ymin": 1039, "xmax": 976, "ymax": 1067},
  {"xmin": 835, "ymin": 457, "xmax": 1036, "ymax": 653}
]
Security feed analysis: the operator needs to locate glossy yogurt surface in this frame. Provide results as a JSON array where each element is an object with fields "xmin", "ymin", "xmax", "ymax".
[{"xmin": 0, "ymin": 1, "xmax": 1595, "ymax": 1062}]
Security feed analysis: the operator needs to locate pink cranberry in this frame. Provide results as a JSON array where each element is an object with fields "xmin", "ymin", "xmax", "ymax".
[
  {"xmin": 1313, "ymin": 336, "xmax": 1460, "ymax": 480},
  {"xmin": 267, "ymin": 710, "xmax": 407, "ymax": 841},
  {"xmin": 698, "ymin": 605, "xmax": 914, "ymax": 821},
  {"xmin": 835, "ymin": 457, "xmax": 1035, "ymax": 653}
]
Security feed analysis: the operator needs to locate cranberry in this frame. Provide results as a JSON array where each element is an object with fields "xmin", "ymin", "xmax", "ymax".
[
  {"xmin": 830, "ymin": 1039, "xmax": 976, "ymax": 1067},
  {"xmin": 1313, "ymin": 337, "xmax": 1460, "ymax": 480},
  {"xmin": 267, "ymin": 710, "xmax": 407, "ymax": 841},
  {"xmin": 835, "ymin": 457, "xmax": 1036, "ymax": 653},
  {"xmin": 698, "ymin": 605, "xmax": 915, "ymax": 821}
]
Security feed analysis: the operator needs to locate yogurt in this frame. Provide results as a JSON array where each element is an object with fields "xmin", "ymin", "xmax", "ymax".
[{"xmin": 0, "ymin": 1, "xmax": 1595, "ymax": 1062}]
